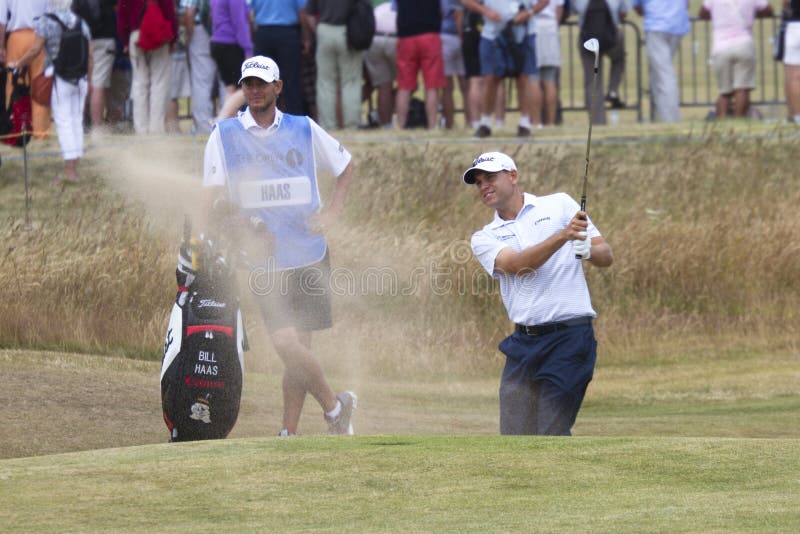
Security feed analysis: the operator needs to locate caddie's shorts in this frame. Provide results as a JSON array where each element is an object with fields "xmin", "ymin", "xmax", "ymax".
[
  {"xmin": 497, "ymin": 320, "xmax": 596, "ymax": 436},
  {"xmin": 253, "ymin": 252, "xmax": 333, "ymax": 333}
]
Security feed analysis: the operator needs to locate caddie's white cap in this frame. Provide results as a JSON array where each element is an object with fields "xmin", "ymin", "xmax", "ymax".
[
  {"xmin": 238, "ymin": 55, "xmax": 280, "ymax": 84},
  {"xmin": 462, "ymin": 152, "xmax": 517, "ymax": 184}
]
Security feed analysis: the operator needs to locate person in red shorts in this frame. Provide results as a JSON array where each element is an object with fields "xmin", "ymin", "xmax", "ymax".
[{"xmin": 393, "ymin": 0, "xmax": 445, "ymax": 129}]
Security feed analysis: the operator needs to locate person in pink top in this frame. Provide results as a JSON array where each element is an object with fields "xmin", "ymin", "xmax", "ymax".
[{"xmin": 699, "ymin": 0, "xmax": 773, "ymax": 118}]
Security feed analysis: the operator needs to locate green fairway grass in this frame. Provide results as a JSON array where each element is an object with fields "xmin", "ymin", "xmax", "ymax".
[{"xmin": 1, "ymin": 435, "xmax": 798, "ymax": 532}]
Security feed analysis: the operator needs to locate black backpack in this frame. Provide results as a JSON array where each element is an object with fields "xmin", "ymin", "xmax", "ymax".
[
  {"xmin": 46, "ymin": 13, "xmax": 89, "ymax": 82},
  {"xmin": 346, "ymin": 0, "xmax": 376, "ymax": 51},
  {"xmin": 579, "ymin": 0, "xmax": 617, "ymax": 53}
]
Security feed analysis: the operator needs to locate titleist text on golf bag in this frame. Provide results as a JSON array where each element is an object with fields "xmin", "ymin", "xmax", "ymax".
[{"xmin": 161, "ymin": 241, "xmax": 246, "ymax": 442}]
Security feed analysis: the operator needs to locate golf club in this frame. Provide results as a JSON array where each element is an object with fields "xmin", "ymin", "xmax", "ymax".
[{"xmin": 576, "ymin": 38, "xmax": 599, "ymax": 259}]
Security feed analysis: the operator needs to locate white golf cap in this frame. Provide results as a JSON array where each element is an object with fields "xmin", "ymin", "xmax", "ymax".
[
  {"xmin": 462, "ymin": 152, "xmax": 517, "ymax": 184},
  {"xmin": 238, "ymin": 55, "xmax": 280, "ymax": 84}
]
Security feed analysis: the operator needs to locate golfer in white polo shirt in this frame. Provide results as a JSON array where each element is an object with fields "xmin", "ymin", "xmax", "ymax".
[{"xmin": 465, "ymin": 151, "xmax": 613, "ymax": 435}]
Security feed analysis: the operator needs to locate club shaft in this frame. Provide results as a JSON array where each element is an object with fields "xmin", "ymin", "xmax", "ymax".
[
  {"xmin": 576, "ymin": 61, "xmax": 598, "ymax": 259},
  {"xmin": 581, "ymin": 64, "xmax": 598, "ymax": 213}
]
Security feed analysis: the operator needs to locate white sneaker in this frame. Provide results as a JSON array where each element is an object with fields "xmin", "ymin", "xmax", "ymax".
[{"xmin": 325, "ymin": 391, "xmax": 357, "ymax": 435}]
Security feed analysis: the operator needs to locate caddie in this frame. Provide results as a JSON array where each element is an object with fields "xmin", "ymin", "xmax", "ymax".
[
  {"xmin": 464, "ymin": 151, "xmax": 614, "ymax": 435},
  {"xmin": 201, "ymin": 55, "xmax": 357, "ymax": 436}
]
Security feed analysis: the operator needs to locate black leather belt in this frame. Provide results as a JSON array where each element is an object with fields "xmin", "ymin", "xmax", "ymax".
[{"xmin": 515, "ymin": 317, "xmax": 592, "ymax": 336}]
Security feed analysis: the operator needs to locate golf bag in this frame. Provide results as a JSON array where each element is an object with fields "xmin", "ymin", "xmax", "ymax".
[
  {"xmin": 161, "ymin": 224, "xmax": 246, "ymax": 442},
  {"xmin": 0, "ymin": 67, "xmax": 33, "ymax": 147}
]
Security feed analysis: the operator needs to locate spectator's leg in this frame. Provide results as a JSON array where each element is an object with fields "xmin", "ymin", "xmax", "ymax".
[
  {"xmin": 786, "ymin": 64, "xmax": 800, "ymax": 120},
  {"xmin": 189, "ymin": 26, "xmax": 217, "ymax": 134},
  {"xmin": 733, "ymin": 88, "xmax": 749, "ymax": 117},
  {"xmin": 315, "ymin": 23, "xmax": 338, "ymax": 130},
  {"xmin": 715, "ymin": 94, "xmax": 730, "ymax": 119},
  {"xmin": 148, "ymin": 43, "xmax": 173, "ymax": 134},
  {"xmin": 646, "ymin": 31, "xmax": 681, "ymax": 122},
  {"xmin": 607, "ymin": 27, "xmax": 625, "ymax": 98},
  {"xmin": 442, "ymin": 76, "xmax": 455, "ymax": 129},
  {"xmin": 581, "ymin": 44, "xmax": 606, "ymax": 125},
  {"xmin": 395, "ymin": 88, "xmax": 411, "ymax": 128},
  {"xmin": 541, "ymin": 72, "xmax": 558, "ymax": 125},
  {"xmin": 339, "ymin": 31, "xmax": 364, "ymax": 128},
  {"xmin": 129, "ymin": 32, "xmax": 151, "ymax": 134}
]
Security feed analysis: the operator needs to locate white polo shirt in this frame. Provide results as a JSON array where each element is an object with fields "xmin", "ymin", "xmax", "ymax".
[
  {"xmin": 471, "ymin": 192, "xmax": 601, "ymax": 326},
  {"xmin": 203, "ymin": 107, "xmax": 351, "ymax": 189}
]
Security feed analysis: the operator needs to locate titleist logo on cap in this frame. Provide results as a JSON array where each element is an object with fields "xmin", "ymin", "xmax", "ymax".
[
  {"xmin": 473, "ymin": 155, "xmax": 496, "ymax": 166},
  {"xmin": 243, "ymin": 60, "xmax": 273, "ymax": 72}
]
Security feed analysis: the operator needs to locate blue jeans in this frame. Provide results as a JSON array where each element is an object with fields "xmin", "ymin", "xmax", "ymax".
[{"xmin": 498, "ymin": 322, "xmax": 597, "ymax": 435}]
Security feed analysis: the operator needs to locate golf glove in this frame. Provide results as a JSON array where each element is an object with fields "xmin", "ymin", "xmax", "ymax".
[
  {"xmin": 176, "ymin": 245, "xmax": 196, "ymax": 288},
  {"xmin": 572, "ymin": 232, "xmax": 591, "ymax": 260}
]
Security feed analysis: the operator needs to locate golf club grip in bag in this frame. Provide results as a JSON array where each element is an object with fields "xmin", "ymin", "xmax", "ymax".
[{"xmin": 161, "ymin": 226, "xmax": 245, "ymax": 442}]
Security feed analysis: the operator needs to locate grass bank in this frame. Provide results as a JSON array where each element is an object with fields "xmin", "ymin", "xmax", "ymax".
[{"xmin": 1, "ymin": 125, "xmax": 799, "ymax": 378}]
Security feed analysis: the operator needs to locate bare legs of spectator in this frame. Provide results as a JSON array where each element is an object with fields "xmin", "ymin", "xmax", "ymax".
[
  {"xmin": 785, "ymin": 64, "xmax": 800, "ymax": 122},
  {"xmin": 89, "ymin": 87, "xmax": 108, "ymax": 131},
  {"xmin": 465, "ymin": 76, "xmax": 483, "ymax": 128},
  {"xmin": 166, "ymin": 98, "xmax": 182, "ymax": 133},
  {"xmin": 442, "ymin": 76, "xmax": 455, "ymax": 129},
  {"xmin": 396, "ymin": 87, "xmax": 438, "ymax": 129},
  {"xmin": 441, "ymin": 74, "xmax": 468, "ymax": 129},
  {"xmin": 524, "ymin": 76, "xmax": 542, "ymax": 129},
  {"xmin": 541, "ymin": 78, "xmax": 558, "ymax": 125},
  {"xmin": 374, "ymin": 81, "xmax": 394, "ymax": 127},
  {"xmin": 717, "ymin": 88, "xmax": 752, "ymax": 119},
  {"xmin": 424, "ymin": 87, "xmax": 439, "ymax": 129}
]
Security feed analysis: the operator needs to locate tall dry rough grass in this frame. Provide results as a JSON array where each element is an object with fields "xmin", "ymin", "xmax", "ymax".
[{"xmin": 1, "ymin": 131, "xmax": 798, "ymax": 376}]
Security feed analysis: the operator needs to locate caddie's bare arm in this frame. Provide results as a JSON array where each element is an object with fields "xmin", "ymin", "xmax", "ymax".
[
  {"xmin": 314, "ymin": 161, "xmax": 354, "ymax": 230},
  {"xmin": 202, "ymin": 185, "xmax": 227, "ymax": 228},
  {"xmin": 494, "ymin": 211, "xmax": 613, "ymax": 274}
]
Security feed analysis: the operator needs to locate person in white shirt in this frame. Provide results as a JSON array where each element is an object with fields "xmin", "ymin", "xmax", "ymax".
[
  {"xmin": 531, "ymin": 0, "xmax": 564, "ymax": 125},
  {"xmin": 202, "ymin": 56, "xmax": 357, "ymax": 437},
  {"xmin": 698, "ymin": 0, "xmax": 773, "ymax": 119},
  {"xmin": 465, "ymin": 151, "xmax": 613, "ymax": 435}
]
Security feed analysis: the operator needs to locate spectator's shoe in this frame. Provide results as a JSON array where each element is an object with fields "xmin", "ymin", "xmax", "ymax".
[
  {"xmin": 474, "ymin": 125, "xmax": 492, "ymax": 138},
  {"xmin": 326, "ymin": 391, "xmax": 357, "ymax": 435},
  {"xmin": 516, "ymin": 126, "xmax": 531, "ymax": 138},
  {"xmin": 606, "ymin": 92, "xmax": 625, "ymax": 109},
  {"xmin": 277, "ymin": 429, "xmax": 299, "ymax": 437}
]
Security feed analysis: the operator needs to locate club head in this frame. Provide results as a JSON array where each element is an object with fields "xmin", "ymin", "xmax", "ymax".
[{"xmin": 583, "ymin": 38, "xmax": 600, "ymax": 69}]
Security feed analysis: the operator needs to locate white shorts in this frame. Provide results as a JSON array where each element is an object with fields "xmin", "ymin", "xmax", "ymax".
[
  {"xmin": 91, "ymin": 38, "xmax": 116, "ymax": 88},
  {"xmin": 713, "ymin": 40, "xmax": 756, "ymax": 94},
  {"xmin": 364, "ymin": 34, "xmax": 397, "ymax": 86},
  {"xmin": 170, "ymin": 52, "xmax": 191, "ymax": 99},
  {"xmin": 784, "ymin": 22, "xmax": 800, "ymax": 66},
  {"xmin": 441, "ymin": 32, "xmax": 465, "ymax": 77},
  {"xmin": 535, "ymin": 27, "xmax": 561, "ymax": 68}
]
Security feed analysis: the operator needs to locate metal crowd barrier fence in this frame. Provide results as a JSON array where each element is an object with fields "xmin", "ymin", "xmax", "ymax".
[{"xmin": 522, "ymin": 16, "xmax": 786, "ymax": 122}]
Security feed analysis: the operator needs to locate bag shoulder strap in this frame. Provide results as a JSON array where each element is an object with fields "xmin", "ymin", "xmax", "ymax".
[{"xmin": 45, "ymin": 12, "xmax": 67, "ymax": 31}]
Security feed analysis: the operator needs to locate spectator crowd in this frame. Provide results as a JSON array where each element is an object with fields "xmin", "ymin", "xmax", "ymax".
[{"xmin": 1, "ymin": 0, "xmax": 797, "ymax": 149}]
